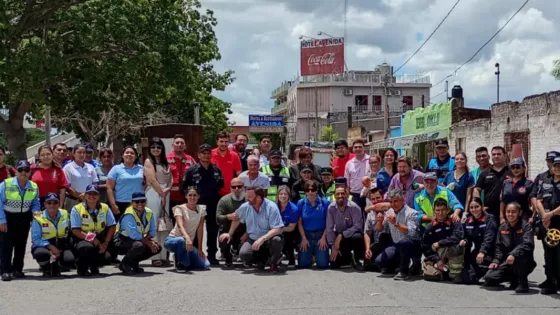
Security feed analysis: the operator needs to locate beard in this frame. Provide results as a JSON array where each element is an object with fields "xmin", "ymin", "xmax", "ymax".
[
  {"xmin": 231, "ymin": 191, "xmax": 246, "ymax": 201},
  {"xmin": 336, "ymin": 199, "xmax": 345, "ymax": 207},
  {"xmin": 235, "ymin": 144, "xmax": 246, "ymax": 152}
]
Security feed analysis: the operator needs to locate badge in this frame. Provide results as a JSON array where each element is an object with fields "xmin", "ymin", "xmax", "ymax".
[
  {"xmin": 282, "ymin": 177, "xmax": 288, "ymax": 183},
  {"xmin": 52, "ymin": 170, "xmax": 57, "ymax": 179},
  {"xmin": 42, "ymin": 223, "xmax": 49, "ymax": 227},
  {"xmin": 82, "ymin": 214, "xmax": 89, "ymax": 219},
  {"xmin": 517, "ymin": 187, "xmax": 526, "ymax": 194},
  {"xmin": 101, "ymin": 222, "xmax": 106, "ymax": 228}
]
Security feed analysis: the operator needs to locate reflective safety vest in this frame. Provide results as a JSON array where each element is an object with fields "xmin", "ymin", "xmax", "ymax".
[
  {"xmin": 321, "ymin": 183, "xmax": 336, "ymax": 202},
  {"xmin": 34, "ymin": 209, "xmax": 69, "ymax": 240},
  {"xmin": 3, "ymin": 178, "xmax": 38, "ymax": 213},
  {"xmin": 415, "ymin": 189, "xmax": 449, "ymax": 227},
  {"xmin": 117, "ymin": 206, "xmax": 153, "ymax": 238},
  {"xmin": 74, "ymin": 202, "xmax": 111, "ymax": 233},
  {"xmin": 261, "ymin": 165, "xmax": 290, "ymax": 202}
]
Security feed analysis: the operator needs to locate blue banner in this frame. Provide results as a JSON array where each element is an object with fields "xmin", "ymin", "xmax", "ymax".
[{"xmin": 249, "ymin": 115, "xmax": 284, "ymax": 133}]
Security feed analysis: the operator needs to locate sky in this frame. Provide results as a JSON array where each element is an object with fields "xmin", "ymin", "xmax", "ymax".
[{"xmin": 202, "ymin": 0, "xmax": 560, "ymax": 126}]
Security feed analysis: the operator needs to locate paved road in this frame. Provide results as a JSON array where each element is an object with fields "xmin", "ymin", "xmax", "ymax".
[{"xmin": 1, "ymin": 240, "xmax": 559, "ymax": 315}]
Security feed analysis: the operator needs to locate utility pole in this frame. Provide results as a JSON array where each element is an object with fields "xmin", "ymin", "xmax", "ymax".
[
  {"xmin": 315, "ymin": 87, "xmax": 319, "ymax": 141},
  {"xmin": 495, "ymin": 63, "xmax": 500, "ymax": 104},
  {"xmin": 445, "ymin": 80, "xmax": 449, "ymax": 100},
  {"xmin": 382, "ymin": 72, "xmax": 391, "ymax": 139},
  {"xmin": 45, "ymin": 106, "xmax": 52, "ymax": 146},
  {"xmin": 194, "ymin": 102, "xmax": 200, "ymax": 125}
]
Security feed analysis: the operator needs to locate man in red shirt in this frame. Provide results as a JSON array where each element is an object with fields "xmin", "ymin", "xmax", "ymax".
[
  {"xmin": 332, "ymin": 140, "xmax": 355, "ymax": 178},
  {"xmin": 211, "ymin": 131, "xmax": 241, "ymax": 196},
  {"xmin": 166, "ymin": 134, "xmax": 196, "ymax": 213},
  {"xmin": 0, "ymin": 148, "xmax": 15, "ymax": 183}
]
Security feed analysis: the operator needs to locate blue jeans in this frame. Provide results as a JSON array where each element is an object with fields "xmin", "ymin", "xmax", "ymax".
[
  {"xmin": 164, "ymin": 236, "xmax": 210, "ymax": 270},
  {"xmin": 298, "ymin": 230, "xmax": 329, "ymax": 269}
]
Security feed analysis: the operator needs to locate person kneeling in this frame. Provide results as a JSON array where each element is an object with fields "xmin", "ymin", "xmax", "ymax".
[
  {"xmin": 219, "ymin": 186, "xmax": 285, "ymax": 272},
  {"xmin": 165, "ymin": 187, "xmax": 210, "ymax": 272},
  {"xmin": 114, "ymin": 192, "xmax": 161, "ymax": 275},
  {"xmin": 484, "ymin": 202, "xmax": 536, "ymax": 293},
  {"xmin": 422, "ymin": 199, "xmax": 465, "ymax": 282},
  {"xmin": 31, "ymin": 193, "xmax": 74, "ymax": 277}
]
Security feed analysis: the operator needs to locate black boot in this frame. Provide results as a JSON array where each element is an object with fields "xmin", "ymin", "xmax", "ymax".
[
  {"xmin": 515, "ymin": 279, "xmax": 529, "ymax": 294},
  {"xmin": 42, "ymin": 264, "xmax": 52, "ymax": 277},
  {"xmin": 51, "ymin": 263, "xmax": 61, "ymax": 277}
]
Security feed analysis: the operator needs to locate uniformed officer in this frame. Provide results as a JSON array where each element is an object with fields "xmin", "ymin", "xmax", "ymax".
[
  {"xmin": 535, "ymin": 156, "xmax": 560, "ymax": 295},
  {"xmin": 0, "ymin": 160, "xmax": 40, "ymax": 281},
  {"xmin": 260, "ymin": 149, "xmax": 291, "ymax": 202},
  {"xmin": 422, "ymin": 199, "xmax": 465, "ymax": 282},
  {"xmin": 500, "ymin": 157, "xmax": 533, "ymax": 223},
  {"xmin": 115, "ymin": 192, "xmax": 161, "ymax": 275},
  {"xmin": 71, "ymin": 185, "xmax": 117, "ymax": 276},
  {"xmin": 31, "ymin": 193, "xmax": 73, "ymax": 277},
  {"xmin": 291, "ymin": 166, "xmax": 318, "ymax": 204},
  {"xmin": 530, "ymin": 151, "xmax": 558, "ymax": 238},
  {"xmin": 426, "ymin": 139, "xmax": 455, "ymax": 184},
  {"xmin": 459, "ymin": 197, "xmax": 498, "ymax": 284},
  {"xmin": 319, "ymin": 167, "xmax": 336, "ymax": 201},
  {"xmin": 484, "ymin": 202, "xmax": 536, "ymax": 294},
  {"xmin": 182, "ymin": 143, "xmax": 224, "ymax": 266}
]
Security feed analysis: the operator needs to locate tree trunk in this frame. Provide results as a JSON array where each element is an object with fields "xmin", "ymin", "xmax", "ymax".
[
  {"xmin": 112, "ymin": 137, "xmax": 124, "ymax": 163},
  {"xmin": 5, "ymin": 125, "xmax": 27, "ymax": 160}
]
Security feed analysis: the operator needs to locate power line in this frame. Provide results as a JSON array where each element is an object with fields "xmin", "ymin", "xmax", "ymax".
[
  {"xmin": 430, "ymin": 90, "xmax": 446, "ymax": 101},
  {"xmin": 432, "ymin": 0, "xmax": 530, "ymax": 88},
  {"xmin": 393, "ymin": 0, "xmax": 461, "ymax": 74}
]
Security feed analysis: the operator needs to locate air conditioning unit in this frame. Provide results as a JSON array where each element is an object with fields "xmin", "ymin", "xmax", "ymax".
[
  {"xmin": 392, "ymin": 90, "xmax": 402, "ymax": 96},
  {"xmin": 343, "ymin": 88, "xmax": 353, "ymax": 96}
]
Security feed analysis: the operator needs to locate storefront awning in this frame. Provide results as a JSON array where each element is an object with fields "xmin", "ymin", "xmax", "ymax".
[{"xmin": 368, "ymin": 129, "xmax": 449, "ymax": 150}]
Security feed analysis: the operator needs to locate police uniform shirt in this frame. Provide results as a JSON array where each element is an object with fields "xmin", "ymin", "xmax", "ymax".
[
  {"xmin": 463, "ymin": 213, "xmax": 497, "ymax": 257},
  {"xmin": 530, "ymin": 170, "xmax": 553, "ymax": 199},
  {"xmin": 501, "ymin": 177, "xmax": 533, "ymax": 218},
  {"xmin": 537, "ymin": 177, "xmax": 560, "ymax": 228},
  {"xmin": 427, "ymin": 155, "xmax": 455, "ymax": 183},
  {"xmin": 267, "ymin": 168, "xmax": 293, "ymax": 188},
  {"xmin": 475, "ymin": 166, "xmax": 512, "ymax": 217},
  {"xmin": 183, "ymin": 163, "xmax": 224, "ymax": 206}
]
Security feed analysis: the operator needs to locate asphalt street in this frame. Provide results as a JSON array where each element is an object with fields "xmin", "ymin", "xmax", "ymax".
[{"xmin": 1, "ymin": 237, "xmax": 559, "ymax": 315}]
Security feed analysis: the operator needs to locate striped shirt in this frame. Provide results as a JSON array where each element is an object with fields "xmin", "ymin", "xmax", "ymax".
[{"xmin": 382, "ymin": 205, "xmax": 418, "ymax": 243}]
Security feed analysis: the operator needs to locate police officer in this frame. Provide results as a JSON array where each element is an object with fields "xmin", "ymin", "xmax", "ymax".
[
  {"xmin": 535, "ymin": 156, "xmax": 560, "ymax": 295},
  {"xmin": 260, "ymin": 150, "xmax": 291, "ymax": 202},
  {"xmin": 484, "ymin": 202, "xmax": 535, "ymax": 294},
  {"xmin": 459, "ymin": 197, "xmax": 498, "ymax": 284},
  {"xmin": 0, "ymin": 160, "xmax": 40, "ymax": 281},
  {"xmin": 426, "ymin": 139, "xmax": 455, "ymax": 184},
  {"xmin": 531, "ymin": 151, "xmax": 558, "ymax": 239},
  {"xmin": 291, "ymin": 166, "xmax": 318, "ymax": 204},
  {"xmin": 500, "ymin": 157, "xmax": 533, "ymax": 223},
  {"xmin": 422, "ymin": 199, "xmax": 465, "ymax": 282},
  {"xmin": 31, "ymin": 193, "xmax": 73, "ymax": 277},
  {"xmin": 319, "ymin": 167, "xmax": 335, "ymax": 201},
  {"xmin": 115, "ymin": 192, "xmax": 161, "ymax": 275},
  {"xmin": 182, "ymin": 143, "xmax": 224, "ymax": 266},
  {"xmin": 71, "ymin": 185, "xmax": 116, "ymax": 276}
]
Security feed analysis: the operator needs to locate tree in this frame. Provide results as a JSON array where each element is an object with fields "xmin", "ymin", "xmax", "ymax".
[
  {"xmin": 200, "ymin": 96, "xmax": 231, "ymax": 146},
  {"xmin": 320, "ymin": 126, "xmax": 340, "ymax": 142},
  {"xmin": 1, "ymin": 0, "xmax": 233, "ymax": 158},
  {"xmin": 553, "ymin": 60, "xmax": 560, "ymax": 80}
]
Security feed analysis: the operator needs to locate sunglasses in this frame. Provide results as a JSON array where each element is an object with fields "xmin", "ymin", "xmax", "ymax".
[
  {"xmin": 45, "ymin": 201, "xmax": 58, "ymax": 205},
  {"xmin": 231, "ymin": 185, "xmax": 244, "ymax": 189},
  {"xmin": 305, "ymin": 188, "xmax": 318, "ymax": 193},
  {"xmin": 150, "ymin": 145, "xmax": 162, "ymax": 150},
  {"xmin": 17, "ymin": 167, "xmax": 31, "ymax": 173},
  {"xmin": 101, "ymin": 155, "xmax": 112, "ymax": 159},
  {"xmin": 133, "ymin": 200, "xmax": 147, "ymax": 204},
  {"xmin": 511, "ymin": 165, "xmax": 523, "ymax": 169}
]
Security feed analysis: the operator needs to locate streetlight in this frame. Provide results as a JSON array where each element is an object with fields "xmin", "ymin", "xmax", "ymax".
[
  {"xmin": 494, "ymin": 63, "xmax": 500, "ymax": 104},
  {"xmin": 317, "ymin": 31, "xmax": 348, "ymax": 72},
  {"xmin": 299, "ymin": 35, "xmax": 314, "ymax": 40}
]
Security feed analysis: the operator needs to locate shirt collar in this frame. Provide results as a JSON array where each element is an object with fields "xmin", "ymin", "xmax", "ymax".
[
  {"xmin": 42, "ymin": 209, "xmax": 61, "ymax": 220},
  {"xmin": 10, "ymin": 177, "xmax": 31, "ymax": 190}
]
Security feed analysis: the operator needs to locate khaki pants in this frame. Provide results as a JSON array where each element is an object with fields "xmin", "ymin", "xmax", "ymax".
[{"xmin": 424, "ymin": 245, "xmax": 465, "ymax": 281}]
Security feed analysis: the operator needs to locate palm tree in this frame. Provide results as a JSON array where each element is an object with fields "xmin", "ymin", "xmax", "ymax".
[{"xmin": 553, "ymin": 60, "xmax": 560, "ymax": 80}]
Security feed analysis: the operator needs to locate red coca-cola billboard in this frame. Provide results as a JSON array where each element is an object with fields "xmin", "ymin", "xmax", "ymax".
[{"xmin": 300, "ymin": 37, "xmax": 345, "ymax": 76}]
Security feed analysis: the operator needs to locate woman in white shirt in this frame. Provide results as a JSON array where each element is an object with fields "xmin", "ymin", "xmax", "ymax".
[{"xmin": 164, "ymin": 187, "xmax": 210, "ymax": 273}]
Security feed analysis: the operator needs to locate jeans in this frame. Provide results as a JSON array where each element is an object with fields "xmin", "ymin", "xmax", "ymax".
[
  {"xmin": 164, "ymin": 236, "xmax": 210, "ymax": 270},
  {"xmin": 298, "ymin": 230, "xmax": 329, "ymax": 269},
  {"xmin": 374, "ymin": 237, "xmax": 418, "ymax": 274}
]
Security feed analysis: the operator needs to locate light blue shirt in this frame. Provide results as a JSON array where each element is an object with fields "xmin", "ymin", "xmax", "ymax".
[
  {"xmin": 31, "ymin": 209, "xmax": 68, "ymax": 249},
  {"xmin": 0, "ymin": 178, "xmax": 41, "ymax": 224},
  {"xmin": 70, "ymin": 202, "xmax": 116, "ymax": 229},
  {"xmin": 259, "ymin": 155, "xmax": 286, "ymax": 168},
  {"xmin": 239, "ymin": 171, "xmax": 270, "ymax": 189},
  {"xmin": 235, "ymin": 199, "xmax": 284, "ymax": 240},
  {"xmin": 119, "ymin": 209, "xmax": 156, "ymax": 240},
  {"xmin": 107, "ymin": 163, "xmax": 144, "ymax": 202},
  {"xmin": 413, "ymin": 186, "xmax": 464, "ymax": 224}
]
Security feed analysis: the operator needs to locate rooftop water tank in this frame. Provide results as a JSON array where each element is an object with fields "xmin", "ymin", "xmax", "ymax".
[{"xmin": 451, "ymin": 85, "xmax": 463, "ymax": 99}]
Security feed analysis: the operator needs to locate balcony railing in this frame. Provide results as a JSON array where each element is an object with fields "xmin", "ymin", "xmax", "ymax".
[
  {"xmin": 271, "ymin": 81, "xmax": 294, "ymax": 98},
  {"xmin": 271, "ymin": 102, "xmax": 288, "ymax": 114},
  {"xmin": 293, "ymin": 72, "xmax": 431, "ymax": 85}
]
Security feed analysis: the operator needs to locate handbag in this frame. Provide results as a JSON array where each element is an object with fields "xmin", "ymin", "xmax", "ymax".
[{"xmin": 157, "ymin": 204, "xmax": 173, "ymax": 232}]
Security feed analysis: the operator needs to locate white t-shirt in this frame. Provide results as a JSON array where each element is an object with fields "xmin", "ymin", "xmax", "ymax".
[
  {"xmin": 63, "ymin": 161, "xmax": 99, "ymax": 193},
  {"xmin": 168, "ymin": 204, "xmax": 206, "ymax": 240}
]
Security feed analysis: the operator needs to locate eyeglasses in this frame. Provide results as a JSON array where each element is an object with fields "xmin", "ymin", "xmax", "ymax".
[
  {"xmin": 150, "ymin": 145, "xmax": 162, "ymax": 150},
  {"xmin": 45, "ymin": 201, "xmax": 58, "ymax": 205},
  {"xmin": 231, "ymin": 185, "xmax": 244, "ymax": 189},
  {"xmin": 133, "ymin": 200, "xmax": 147, "ymax": 204},
  {"xmin": 101, "ymin": 155, "xmax": 112, "ymax": 159},
  {"xmin": 17, "ymin": 167, "xmax": 31, "ymax": 173},
  {"xmin": 305, "ymin": 188, "xmax": 318, "ymax": 193}
]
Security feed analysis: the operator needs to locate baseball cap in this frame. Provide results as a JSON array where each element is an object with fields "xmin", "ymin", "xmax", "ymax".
[
  {"xmin": 510, "ymin": 157, "xmax": 525, "ymax": 167},
  {"xmin": 553, "ymin": 157, "xmax": 560, "ymax": 165},
  {"xmin": 84, "ymin": 185, "xmax": 99, "ymax": 194},
  {"xmin": 435, "ymin": 139, "xmax": 448, "ymax": 148},
  {"xmin": 320, "ymin": 167, "xmax": 333, "ymax": 175},
  {"xmin": 45, "ymin": 193, "xmax": 60, "ymax": 202},
  {"xmin": 424, "ymin": 172, "xmax": 438, "ymax": 180},
  {"xmin": 300, "ymin": 165, "xmax": 313, "ymax": 173},
  {"xmin": 85, "ymin": 143, "xmax": 94, "ymax": 152},
  {"xmin": 16, "ymin": 160, "xmax": 31, "ymax": 170},
  {"xmin": 131, "ymin": 192, "xmax": 147, "ymax": 202},
  {"xmin": 270, "ymin": 150, "xmax": 282, "ymax": 158},
  {"xmin": 335, "ymin": 177, "xmax": 347, "ymax": 185},
  {"xmin": 546, "ymin": 151, "xmax": 560, "ymax": 161},
  {"xmin": 199, "ymin": 144, "xmax": 212, "ymax": 152}
]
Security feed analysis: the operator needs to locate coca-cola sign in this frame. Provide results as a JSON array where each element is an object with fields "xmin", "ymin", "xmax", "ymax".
[{"xmin": 300, "ymin": 37, "xmax": 344, "ymax": 76}]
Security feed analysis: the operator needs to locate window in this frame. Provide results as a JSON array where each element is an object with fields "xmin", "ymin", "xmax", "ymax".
[
  {"xmin": 427, "ymin": 113, "xmax": 440, "ymax": 127},
  {"xmin": 355, "ymin": 95, "xmax": 368, "ymax": 111},
  {"xmin": 416, "ymin": 117, "xmax": 425, "ymax": 129},
  {"xmin": 372, "ymin": 95, "xmax": 382, "ymax": 111},
  {"xmin": 402, "ymin": 96, "xmax": 413, "ymax": 112},
  {"xmin": 455, "ymin": 137, "xmax": 466, "ymax": 153}
]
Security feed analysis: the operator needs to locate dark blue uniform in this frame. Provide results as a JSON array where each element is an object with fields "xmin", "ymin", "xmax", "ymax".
[
  {"xmin": 460, "ymin": 213, "xmax": 498, "ymax": 284},
  {"xmin": 501, "ymin": 177, "xmax": 533, "ymax": 219},
  {"xmin": 536, "ymin": 175, "xmax": 560, "ymax": 293}
]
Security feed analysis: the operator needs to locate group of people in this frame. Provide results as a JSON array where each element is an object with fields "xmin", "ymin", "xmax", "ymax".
[{"xmin": 0, "ymin": 132, "xmax": 558, "ymax": 296}]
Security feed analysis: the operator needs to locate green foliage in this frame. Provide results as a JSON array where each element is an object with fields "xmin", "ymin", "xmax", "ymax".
[
  {"xmin": 553, "ymin": 60, "xmax": 560, "ymax": 80},
  {"xmin": 201, "ymin": 96, "xmax": 231, "ymax": 146},
  {"xmin": 320, "ymin": 126, "xmax": 340, "ymax": 142},
  {"xmin": 25, "ymin": 129, "xmax": 45, "ymax": 146}
]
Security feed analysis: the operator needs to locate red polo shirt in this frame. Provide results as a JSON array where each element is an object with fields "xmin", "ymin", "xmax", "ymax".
[
  {"xmin": 333, "ymin": 153, "xmax": 355, "ymax": 178},
  {"xmin": 211, "ymin": 148, "xmax": 241, "ymax": 196},
  {"xmin": 31, "ymin": 165, "xmax": 68, "ymax": 197}
]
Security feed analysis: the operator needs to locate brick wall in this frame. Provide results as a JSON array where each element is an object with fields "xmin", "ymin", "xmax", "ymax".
[{"xmin": 449, "ymin": 90, "xmax": 560, "ymax": 179}]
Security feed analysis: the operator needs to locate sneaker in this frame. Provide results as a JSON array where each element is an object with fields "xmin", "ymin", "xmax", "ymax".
[
  {"xmin": 175, "ymin": 261, "xmax": 187, "ymax": 273},
  {"xmin": 270, "ymin": 264, "xmax": 280, "ymax": 273},
  {"xmin": 380, "ymin": 269, "xmax": 396, "ymax": 276},
  {"xmin": 208, "ymin": 258, "xmax": 220, "ymax": 267},
  {"xmin": 133, "ymin": 267, "xmax": 145, "ymax": 274},
  {"xmin": 13, "ymin": 271, "xmax": 25, "ymax": 278},
  {"xmin": 394, "ymin": 272, "xmax": 409, "ymax": 281},
  {"xmin": 1, "ymin": 273, "xmax": 12, "ymax": 281},
  {"xmin": 119, "ymin": 262, "xmax": 135, "ymax": 275}
]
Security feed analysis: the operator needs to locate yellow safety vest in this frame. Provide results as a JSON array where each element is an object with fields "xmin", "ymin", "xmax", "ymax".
[
  {"xmin": 74, "ymin": 202, "xmax": 111, "ymax": 233},
  {"xmin": 3, "ymin": 178, "xmax": 38, "ymax": 213},
  {"xmin": 117, "ymin": 206, "xmax": 153, "ymax": 238},
  {"xmin": 34, "ymin": 209, "xmax": 69, "ymax": 240},
  {"xmin": 261, "ymin": 165, "xmax": 290, "ymax": 202},
  {"xmin": 322, "ymin": 183, "xmax": 336, "ymax": 202},
  {"xmin": 415, "ymin": 189, "xmax": 449, "ymax": 227}
]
